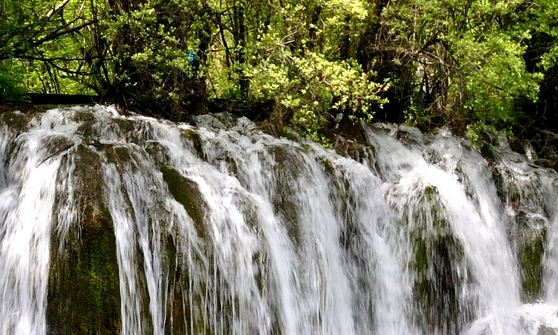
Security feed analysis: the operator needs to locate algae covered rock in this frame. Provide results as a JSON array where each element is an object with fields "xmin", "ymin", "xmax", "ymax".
[
  {"xmin": 47, "ymin": 145, "xmax": 121, "ymax": 334},
  {"xmin": 395, "ymin": 185, "xmax": 473, "ymax": 334},
  {"xmin": 517, "ymin": 214, "xmax": 547, "ymax": 302}
]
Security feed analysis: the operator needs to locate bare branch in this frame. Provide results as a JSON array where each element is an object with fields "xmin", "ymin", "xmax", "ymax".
[{"xmin": 45, "ymin": 0, "xmax": 70, "ymax": 18}]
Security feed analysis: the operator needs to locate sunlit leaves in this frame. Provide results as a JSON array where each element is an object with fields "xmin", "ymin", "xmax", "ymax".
[{"xmin": 381, "ymin": 0, "xmax": 552, "ymax": 139}]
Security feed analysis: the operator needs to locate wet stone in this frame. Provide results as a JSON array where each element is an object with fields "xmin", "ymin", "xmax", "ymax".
[
  {"xmin": 47, "ymin": 146, "xmax": 121, "ymax": 334},
  {"xmin": 181, "ymin": 128, "xmax": 205, "ymax": 160},
  {"xmin": 0, "ymin": 111, "xmax": 32, "ymax": 132},
  {"xmin": 160, "ymin": 165, "xmax": 207, "ymax": 239},
  {"xmin": 539, "ymin": 326, "xmax": 558, "ymax": 335}
]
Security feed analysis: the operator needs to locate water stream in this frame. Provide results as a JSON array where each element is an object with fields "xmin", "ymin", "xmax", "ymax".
[{"xmin": 0, "ymin": 106, "xmax": 557, "ymax": 334}]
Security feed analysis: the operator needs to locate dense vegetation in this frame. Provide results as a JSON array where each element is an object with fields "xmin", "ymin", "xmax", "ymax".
[{"xmin": 1, "ymin": 0, "xmax": 557, "ymax": 142}]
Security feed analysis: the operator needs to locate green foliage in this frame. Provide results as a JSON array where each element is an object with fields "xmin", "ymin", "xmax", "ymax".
[
  {"xmin": 0, "ymin": 0, "xmax": 105, "ymax": 94},
  {"xmin": 381, "ymin": 0, "xmax": 551, "ymax": 139},
  {"xmin": 106, "ymin": 0, "xmax": 210, "ymax": 118},
  {"xmin": 465, "ymin": 122, "xmax": 498, "ymax": 147},
  {"xmin": 2, "ymin": 0, "xmax": 558, "ymax": 143},
  {"xmin": 205, "ymin": 0, "xmax": 387, "ymax": 142},
  {"xmin": 535, "ymin": 0, "xmax": 558, "ymax": 71},
  {"xmin": 249, "ymin": 52, "xmax": 387, "ymax": 142},
  {"xmin": 0, "ymin": 60, "xmax": 29, "ymax": 103}
]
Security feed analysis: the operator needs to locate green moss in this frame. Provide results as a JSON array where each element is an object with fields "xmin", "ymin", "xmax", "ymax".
[
  {"xmin": 411, "ymin": 235, "xmax": 465, "ymax": 334},
  {"xmin": 404, "ymin": 185, "xmax": 470, "ymax": 334},
  {"xmin": 47, "ymin": 203, "xmax": 121, "ymax": 335},
  {"xmin": 519, "ymin": 227, "xmax": 546, "ymax": 301},
  {"xmin": 424, "ymin": 185, "xmax": 437, "ymax": 198},
  {"xmin": 320, "ymin": 157, "xmax": 335, "ymax": 177},
  {"xmin": 47, "ymin": 145, "xmax": 121, "ymax": 334},
  {"xmin": 160, "ymin": 165, "xmax": 206, "ymax": 239}
]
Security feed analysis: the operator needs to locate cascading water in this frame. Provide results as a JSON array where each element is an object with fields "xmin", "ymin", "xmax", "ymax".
[{"xmin": 0, "ymin": 105, "xmax": 558, "ymax": 335}]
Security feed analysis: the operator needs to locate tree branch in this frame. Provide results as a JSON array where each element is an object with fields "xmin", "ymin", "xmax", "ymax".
[{"xmin": 30, "ymin": 19, "xmax": 97, "ymax": 50}]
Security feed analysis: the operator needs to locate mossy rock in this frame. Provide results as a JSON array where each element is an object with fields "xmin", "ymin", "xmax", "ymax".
[
  {"xmin": 163, "ymin": 233, "xmax": 240, "ymax": 335},
  {"xmin": 72, "ymin": 144, "xmax": 105, "ymax": 200},
  {"xmin": 538, "ymin": 326, "xmax": 558, "ymax": 335},
  {"xmin": 75, "ymin": 112, "xmax": 136, "ymax": 142},
  {"xmin": 145, "ymin": 141, "xmax": 171, "ymax": 163},
  {"xmin": 269, "ymin": 145, "xmax": 304, "ymax": 171},
  {"xmin": 47, "ymin": 202, "xmax": 121, "ymax": 335},
  {"xmin": 411, "ymin": 235, "xmax": 467, "ymax": 335},
  {"xmin": 76, "ymin": 119, "xmax": 98, "ymax": 139},
  {"xmin": 404, "ymin": 185, "xmax": 473, "ymax": 333},
  {"xmin": 160, "ymin": 165, "xmax": 207, "ymax": 239},
  {"xmin": 334, "ymin": 139, "xmax": 376, "ymax": 165},
  {"xmin": 163, "ymin": 234, "xmax": 211, "ymax": 335},
  {"xmin": 47, "ymin": 146, "xmax": 121, "ymax": 334},
  {"xmin": 47, "ymin": 204, "xmax": 121, "ymax": 335},
  {"xmin": 69, "ymin": 109, "xmax": 96, "ymax": 123},
  {"xmin": 103, "ymin": 145, "xmax": 137, "ymax": 172},
  {"xmin": 394, "ymin": 126, "xmax": 427, "ymax": 147},
  {"xmin": 181, "ymin": 128, "xmax": 205, "ymax": 160},
  {"xmin": 318, "ymin": 157, "xmax": 336, "ymax": 178},
  {"xmin": 0, "ymin": 110, "xmax": 32, "ymax": 133},
  {"xmin": 112, "ymin": 117, "xmax": 137, "ymax": 135},
  {"xmin": 269, "ymin": 146, "xmax": 304, "ymax": 247},
  {"xmin": 41, "ymin": 135, "xmax": 75, "ymax": 160},
  {"xmin": 517, "ymin": 218, "xmax": 546, "ymax": 302}
]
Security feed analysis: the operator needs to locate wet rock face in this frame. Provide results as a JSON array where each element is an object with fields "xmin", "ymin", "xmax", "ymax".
[
  {"xmin": 539, "ymin": 326, "xmax": 558, "ymax": 335},
  {"xmin": 160, "ymin": 165, "xmax": 206, "ymax": 239},
  {"xmin": 47, "ymin": 146, "xmax": 121, "ymax": 335},
  {"xmin": 47, "ymin": 205, "xmax": 121, "ymax": 335},
  {"xmin": 517, "ymin": 214, "xmax": 547, "ymax": 302},
  {"xmin": 0, "ymin": 111, "xmax": 32, "ymax": 133},
  {"xmin": 487, "ymin": 145, "xmax": 554, "ymax": 302},
  {"xmin": 401, "ymin": 186, "xmax": 473, "ymax": 334}
]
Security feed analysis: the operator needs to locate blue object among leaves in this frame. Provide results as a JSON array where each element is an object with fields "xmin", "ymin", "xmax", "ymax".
[{"xmin": 188, "ymin": 51, "xmax": 195, "ymax": 63}]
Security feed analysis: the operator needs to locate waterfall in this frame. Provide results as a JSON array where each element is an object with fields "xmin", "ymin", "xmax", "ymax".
[{"xmin": 0, "ymin": 106, "xmax": 558, "ymax": 334}]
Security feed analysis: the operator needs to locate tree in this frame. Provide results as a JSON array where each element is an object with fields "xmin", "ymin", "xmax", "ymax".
[
  {"xmin": 0, "ymin": 0, "xmax": 104, "ymax": 99},
  {"xmin": 208, "ymin": 0, "xmax": 388, "ymax": 142},
  {"xmin": 521, "ymin": 0, "xmax": 558, "ymax": 132},
  {"xmin": 374, "ymin": 0, "xmax": 543, "ymax": 137},
  {"xmin": 3, "ymin": 0, "xmax": 558, "ymax": 144},
  {"xmin": 102, "ymin": 0, "xmax": 211, "ymax": 119}
]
